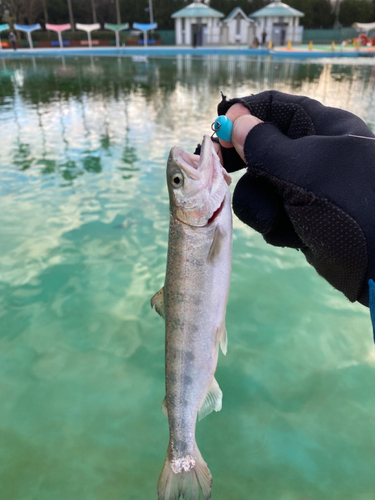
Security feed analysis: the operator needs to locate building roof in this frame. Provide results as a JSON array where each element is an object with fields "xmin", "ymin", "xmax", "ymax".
[
  {"xmin": 224, "ymin": 7, "xmax": 252, "ymax": 22},
  {"xmin": 250, "ymin": 0, "xmax": 304, "ymax": 18},
  {"xmin": 171, "ymin": 2, "xmax": 224, "ymax": 19}
]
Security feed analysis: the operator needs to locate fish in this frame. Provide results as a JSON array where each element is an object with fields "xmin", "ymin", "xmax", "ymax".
[{"xmin": 151, "ymin": 135, "xmax": 232, "ymax": 500}]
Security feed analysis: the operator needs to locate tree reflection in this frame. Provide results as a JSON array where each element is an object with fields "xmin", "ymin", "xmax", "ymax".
[
  {"xmin": 100, "ymin": 134, "xmax": 112, "ymax": 151},
  {"xmin": 59, "ymin": 160, "xmax": 84, "ymax": 181},
  {"xmin": 1, "ymin": 55, "xmax": 375, "ymax": 185},
  {"xmin": 36, "ymin": 159, "xmax": 57, "ymax": 174},
  {"xmin": 13, "ymin": 142, "xmax": 33, "ymax": 171},
  {"xmin": 82, "ymin": 154, "xmax": 102, "ymax": 173},
  {"xmin": 119, "ymin": 142, "xmax": 139, "ymax": 180}
]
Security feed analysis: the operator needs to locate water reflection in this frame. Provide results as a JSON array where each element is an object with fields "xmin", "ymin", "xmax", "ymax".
[{"xmin": 1, "ymin": 55, "xmax": 375, "ymax": 184}]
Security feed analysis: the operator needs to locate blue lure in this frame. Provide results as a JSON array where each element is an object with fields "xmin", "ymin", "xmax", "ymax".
[
  {"xmin": 211, "ymin": 116, "xmax": 233, "ymax": 142},
  {"xmin": 369, "ymin": 279, "xmax": 375, "ymax": 342}
]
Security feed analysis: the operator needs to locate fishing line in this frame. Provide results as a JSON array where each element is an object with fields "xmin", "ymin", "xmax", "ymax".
[{"xmin": 347, "ymin": 134, "xmax": 375, "ymax": 140}]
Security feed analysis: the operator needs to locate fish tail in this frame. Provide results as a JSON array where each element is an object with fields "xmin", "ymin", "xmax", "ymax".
[{"xmin": 157, "ymin": 442, "xmax": 212, "ymax": 500}]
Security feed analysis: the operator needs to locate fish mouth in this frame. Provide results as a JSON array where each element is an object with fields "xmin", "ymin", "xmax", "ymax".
[
  {"xmin": 172, "ymin": 149, "xmax": 200, "ymax": 179},
  {"xmin": 170, "ymin": 136, "xmax": 230, "ymax": 227},
  {"xmin": 171, "ymin": 136, "xmax": 231, "ymax": 185},
  {"xmin": 199, "ymin": 135, "xmax": 231, "ymax": 185},
  {"xmin": 175, "ymin": 137, "xmax": 211, "ymax": 177}
]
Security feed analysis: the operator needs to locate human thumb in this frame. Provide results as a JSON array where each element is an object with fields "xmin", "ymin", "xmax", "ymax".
[{"xmin": 231, "ymin": 115, "xmax": 263, "ymax": 162}]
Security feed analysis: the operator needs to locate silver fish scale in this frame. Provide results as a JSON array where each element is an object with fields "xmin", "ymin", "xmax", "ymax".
[{"xmin": 164, "ymin": 196, "xmax": 232, "ymax": 463}]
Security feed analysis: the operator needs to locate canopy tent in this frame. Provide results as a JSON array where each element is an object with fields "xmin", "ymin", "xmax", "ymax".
[
  {"xmin": 352, "ymin": 22, "xmax": 375, "ymax": 34},
  {"xmin": 104, "ymin": 22, "xmax": 129, "ymax": 47},
  {"xmin": 75, "ymin": 23, "xmax": 100, "ymax": 48},
  {"xmin": 14, "ymin": 23, "xmax": 41, "ymax": 49},
  {"xmin": 46, "ymin": 23, "xmax": 71, "ymax": 48},
  {"xmin": 132, "ymin": 22, "xmax": 157, "ymax": 47},
  {"xmin": 0, "ymin": 23, "xmax": 9, "ymax": 50}
]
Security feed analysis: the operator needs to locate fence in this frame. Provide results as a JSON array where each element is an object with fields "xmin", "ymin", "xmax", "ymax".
[{"xmin": 302, "ymin": 28, "xmax": 372, "ymax": 44}]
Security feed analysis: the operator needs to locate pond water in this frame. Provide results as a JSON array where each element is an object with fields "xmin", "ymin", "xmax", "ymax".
[{"xmin": 1, "ymin": 55, "xmax": 375, "ymax": 500}]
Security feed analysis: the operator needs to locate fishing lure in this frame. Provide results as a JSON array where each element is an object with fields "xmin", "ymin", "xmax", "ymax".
[{"xmin": 211, "ymin": 116, "xmax": 233, "ymax": 142}]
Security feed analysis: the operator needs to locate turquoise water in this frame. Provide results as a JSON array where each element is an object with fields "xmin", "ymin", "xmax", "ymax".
[{"xmin": 1, "ymin": 55, "xmax": 375, "ymax": 499}]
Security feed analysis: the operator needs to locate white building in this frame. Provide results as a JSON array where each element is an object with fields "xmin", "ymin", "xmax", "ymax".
[
  {"xmin": 250, "ymin": 0, "xmax": 304, "ymax": 45},
  {"xmin": 171, "ymin": 1, "xmax": 224, "ymax": 46},
  {"xmin": 222, "ymin": 7, "xmax": 256, "ymax": 45}
]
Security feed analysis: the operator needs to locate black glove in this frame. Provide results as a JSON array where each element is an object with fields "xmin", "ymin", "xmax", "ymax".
[{"xmin": 217, "ymin": 90, "xmax": 375, "ymax": 307}]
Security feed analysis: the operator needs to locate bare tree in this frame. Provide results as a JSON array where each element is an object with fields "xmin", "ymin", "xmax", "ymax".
[
  {"xmin": 115, "ymin": 0, "xmax": 121, "ymax": 24},
  {"xmin": 67, "ymin": 0, "xmax": 75, "ymax": 32},
  {"xmin": 3, "ymin": 0, "xmax": 42, "ymax": 25},
  {"xmin": 41, "ymin": 0, "xmax": 48, "ymax": 23},
  {"xmin": 148, "ymin": 0, "xmax": 153, "ymax": 24},
  {"xmin": 90, "ymin": 0, "xmax": 97, "ymax": 23}
]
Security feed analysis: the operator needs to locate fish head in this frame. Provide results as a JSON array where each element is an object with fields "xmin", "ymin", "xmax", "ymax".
[{"xmin": 167, "ymin": 135, "xmax": 231, "ymax": 227}]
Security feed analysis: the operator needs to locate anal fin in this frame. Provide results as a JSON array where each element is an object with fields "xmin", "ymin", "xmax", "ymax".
[
  {"xmin": 219, "ymin": 321, "xmax": 228, "ymax": 355},
  {"xmin": 151, "ymin": 287, "xmax": 165, "ymax": 318},
  {"xmin": 162, "ymin": 397, "xmax": 168, "ymax": 417},
  {"xmin": 198, "ymin": 377, "xmax": 222, "ymax": 421}
]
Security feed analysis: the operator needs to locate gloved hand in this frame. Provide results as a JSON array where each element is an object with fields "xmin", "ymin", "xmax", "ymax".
[{"xmin": 216, "ymin": 90, "xmax": 375, "ymax": 307}]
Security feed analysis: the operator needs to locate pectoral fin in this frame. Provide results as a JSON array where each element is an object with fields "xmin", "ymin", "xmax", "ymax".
[
  {"xmin": 198, "ymin": 377, "xmax": 222, "ymax": 421},
  {"xmin": 207, "ymin": 225, "xmax": 225, "ymax": 263},
  {"xmin": 151, "ymin": 287, "xmax": 165, "ymax": 318}
]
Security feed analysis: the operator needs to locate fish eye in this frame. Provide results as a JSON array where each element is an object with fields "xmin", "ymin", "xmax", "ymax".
[{"xmin": 171, "ymin": 172, "xmax": 183, "ymax": 188}]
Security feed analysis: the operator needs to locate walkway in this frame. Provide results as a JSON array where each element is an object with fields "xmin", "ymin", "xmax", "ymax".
[{"xmin": 0, "ymin": 44, "xmax": 374, "ymax": 59}]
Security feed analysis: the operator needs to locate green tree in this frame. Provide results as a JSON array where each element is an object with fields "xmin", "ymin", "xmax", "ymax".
[
  {"xmin": 288, "ymin": 0, "xmax": 335, "ymax": 28},
  {"xmin": 339, "ymin": 0, "xmax": 375, "ymax": 26},
  {"xmin": 153, "ymin": 0, "xmax": 188, "ymax": 30},
  {"xmin": 96, "ymin": 0, "xmax": 118, "ymax": 24}
]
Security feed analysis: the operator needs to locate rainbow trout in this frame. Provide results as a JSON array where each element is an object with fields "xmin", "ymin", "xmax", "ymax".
[{"xmin": 151, "ymin": 135, "xmax": 232, "ymax": 500}]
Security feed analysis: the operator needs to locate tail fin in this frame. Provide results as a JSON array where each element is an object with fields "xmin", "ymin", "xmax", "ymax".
[{"xmin": 157, "ymin": 442, "xmax": 212, "ymax": 500}]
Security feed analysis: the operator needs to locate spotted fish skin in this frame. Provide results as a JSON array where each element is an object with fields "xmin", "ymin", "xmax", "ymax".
[{"xmin": 152, "ymin": 135, "xmax": 232, "ymax": 500}]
